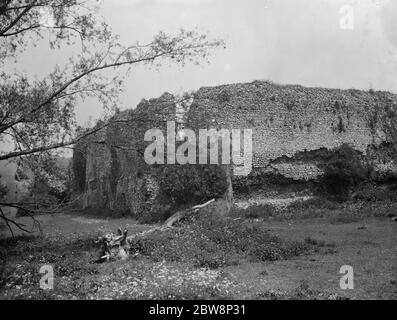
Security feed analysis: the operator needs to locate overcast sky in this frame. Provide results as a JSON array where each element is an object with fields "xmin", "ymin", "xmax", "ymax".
[{"xmin": 8, "ymin": 0, "xmax": 397, "ymax": 125}]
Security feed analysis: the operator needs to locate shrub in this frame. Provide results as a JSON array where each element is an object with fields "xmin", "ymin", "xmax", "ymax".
[
  {"xmin": 303, "ymin": 237, "xmax": 336, "ymax": 248},
  {"xmin": 159, "ymin": 164, "xmax": 228, "ymax": 207},
  {"xmin": 319, "ymin": 144, "xmax": 369, "ymax": 202},
  {"xmin": 217, "ymin": 89, "xmax": 231, "ymax": 103},
  {"xmin": 129, "ymin": 212, "xmax": 310, "ymax": 268},
  {"xmin": 138, "ymin": 203, "xmax": 173, "ymax": 224},
  {"xmin": 304, "ymin": 237, "xmax": 326, "ymax": 246},
  {"xmin": 229, "ymin": 204, "xmax": 276, "ymax": 219},
  {"xmin": 354, "ymin": 183, "xmax": 397, "ymax": 202},
  {"xmin": 286, "ymin": 197, "xmax": 340, "ymax": 212}
]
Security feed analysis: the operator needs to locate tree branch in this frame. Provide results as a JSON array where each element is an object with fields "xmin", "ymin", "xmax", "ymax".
[
  {"xmin": 0, "ymin": 121, "xmax": 107, "ymax": 161},
  {"xmin": 0, "ymin": 50, "xmax": 175, "ymax": 134},
  {"xmin": 0, "ymin": 5, "xmax": 33, "ymax": 36}
]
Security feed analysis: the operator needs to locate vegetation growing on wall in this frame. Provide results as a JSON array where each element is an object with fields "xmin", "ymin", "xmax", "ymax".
[
  {"xmin": 109, "ymin": 147, "xmax": 121, "ymax": 196},
  {"xmin": 0, "ymin": 176, "xmax": 8, "ymax": 200},
  {"xmin": 159, "ymin": 164, "xmax": 228, "ymax": 207},
  {"xmin": 319, "ymin": 144, "xmax": 369, "ymax": 202},
  {"xmin": 72, "ymin": 144, "xmax": 87, "ymax": 193}
]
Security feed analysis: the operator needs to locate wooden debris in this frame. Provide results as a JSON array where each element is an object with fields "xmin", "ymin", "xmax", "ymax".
[{"xmin": 95, "ymin": 199, "xmax": 215, "ymax": 262}]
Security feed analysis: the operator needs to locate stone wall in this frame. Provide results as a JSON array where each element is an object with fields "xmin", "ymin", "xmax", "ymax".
[
  {"xmin": 187, "ymin": 80, "xmax": 397, "ymax": 181},
  {"xmin": 73, "ymin": 80, "xmax": 397, "ymax": 215},
  {"xmin": 73, "ymin": 93, "xmax": 176, "ymax": 216}
]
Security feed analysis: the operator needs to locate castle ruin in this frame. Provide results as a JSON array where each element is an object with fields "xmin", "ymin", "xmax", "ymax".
[{"xmin": 72, "ymin": 81, "xmax": 397, "ymax": 217}]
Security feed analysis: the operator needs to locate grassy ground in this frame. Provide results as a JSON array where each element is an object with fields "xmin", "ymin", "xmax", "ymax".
[{"xmin": 0, "ymin": 202, "xmax": 396, "ymax": 300}]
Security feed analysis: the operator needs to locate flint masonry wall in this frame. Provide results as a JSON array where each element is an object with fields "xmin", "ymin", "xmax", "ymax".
[
  {"xmin": 187, "ymin": 81, "xmax": 397, "ymax": 181},
  {"xmin": 73, "ymin": 80, "xmax": 397, "ymax": 215},
  {"xmin": 73, "ymin": 93, "xmax": 176, "ymax": 216}
]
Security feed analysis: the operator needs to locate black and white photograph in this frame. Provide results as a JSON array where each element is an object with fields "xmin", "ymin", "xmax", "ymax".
[{"xmin": 0, "ymin": 0, "xmax": 396, "ymax": 305}]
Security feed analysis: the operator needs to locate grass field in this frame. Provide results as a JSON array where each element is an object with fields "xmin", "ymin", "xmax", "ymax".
[{"xmin": 0, "ymin": 203, "xmax": 396, "ymax": 300}]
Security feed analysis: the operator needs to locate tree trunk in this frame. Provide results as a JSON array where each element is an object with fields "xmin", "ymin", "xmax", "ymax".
[
  {"xmin": 95, "ymin": 198, "xmax": 216, "ymax": 262},
  {"xmin": 223, "ymin": 165, "xmax": 233, "ymax": 212}
]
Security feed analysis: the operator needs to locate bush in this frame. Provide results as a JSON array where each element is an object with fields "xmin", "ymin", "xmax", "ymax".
[
  {"xmin": 319, "ymin": 144, "xmax": 369, "ymax": 202},
  {"xmin": 129, "ymin": 212, "xmax": 310, "ymax": 268},
  {"xmin": 229, "ymin": 204, "xmax": 276, "ymax": 219},
  {"xmin": 304, "ymin": 237, "xmax": 336, "ymax": 248},
  {"xmin": 286, "ymin": 197, "xmax": 340, "ymax": 212},
  {"xmin": 159, "ymin": 164, "xmax": 228, "ymax": 207},
  {"xmin": 354, "ymin": 183, "xmax": 397, "ymax": 202}
]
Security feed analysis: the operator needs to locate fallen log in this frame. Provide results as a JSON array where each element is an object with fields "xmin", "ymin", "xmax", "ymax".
[
  {"xmin": 95, "ymin": 227, "xmax": 130, "ymax": 262},
  {"xmin": 95, "ymin": 198, "xmax": 215, "ymax": 262},
  {"xmin": 164, "ymin": 198, "xmax": 215, "ymax": 227}
]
